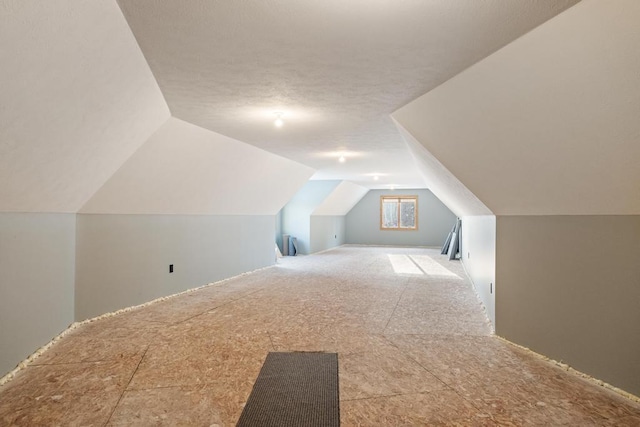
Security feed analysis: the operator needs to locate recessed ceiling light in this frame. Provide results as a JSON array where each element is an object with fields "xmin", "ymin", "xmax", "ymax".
[
  {"xmin": 338, "ymin": 156, "xmax": 346, "ymax": 163},
  {"xmin": 373, "ymin": 175, "xmax": 379, "ymax": 181},
  {"xmin": 274, "ymin": 112, "xmax": 284, "ymax": 127}
]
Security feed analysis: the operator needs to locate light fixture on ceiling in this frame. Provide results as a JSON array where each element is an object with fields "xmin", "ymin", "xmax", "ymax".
[
  {"xmin": 338, "ymin": 156, "xmax": 346, "ymax": 163},
  {"xmin": 373, "ymin": 175, "xmax": 379, "ymax": 181},
  {"xmin": 274, "ymin": 112, "xmax": 284, "ymax": 128}
]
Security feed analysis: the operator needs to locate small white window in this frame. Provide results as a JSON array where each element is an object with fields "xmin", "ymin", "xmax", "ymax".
[{"xmin": 380, "ymin": 196, "xmax": 418, "ymax": 230}]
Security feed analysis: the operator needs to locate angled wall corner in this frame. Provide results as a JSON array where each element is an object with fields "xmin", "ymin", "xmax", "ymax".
[
  {"xmin": 309, "ymin": 181, "xmax": 369, "ymax": 254},
  {"xmin": 312, "ymin": 181, "xmax": 369, "ymax": 216},
  {"xmin": 75, "ymin": 117, "xmax": 315, "ymax": 320},
  {"xmin": 282, "ymin": 180, "xmax": 367, "ymax": 254},
  {"xmin": 392, "ymin": 0, "xmax": 640, "ymax": 397},
  {"xmin": 391, "ymin": 118, "xmax": 492, "ymax": 218},
  {"xmin": 0, "ymin": 0, "xmax": 169, "ymax": 378},
  {"xmin": 281, "ymin": 180, "xmax": 341, "ymax": 255},
  {"xmin": 0, "ymin": 0, "xmax": 170, "ymax": 213},
  {"xmin": 391, "ymin": 119, "xmax": 495, "ymax": 328},
  {"xmin": 392, "ymin": 0, "xmax": 640, "ymax": 217},
  {"xmin": 80, "ymin": 117, "xmax": 315, "ymax": 215}
]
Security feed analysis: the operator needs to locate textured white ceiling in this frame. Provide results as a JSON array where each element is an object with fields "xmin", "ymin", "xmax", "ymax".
[
  {"xmin": 0, "ymin": 0, "xmax": 169, "ymax": 212},
  {"xmin": 117, "ymin": 0, "xmax": 578, "ymax": 190},
  {"xmin": 393, "ymin": 0, "xmax": 640, "ymax": 215}
]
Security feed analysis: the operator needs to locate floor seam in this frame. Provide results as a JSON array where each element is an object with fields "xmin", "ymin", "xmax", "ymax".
[
  {"xmin": 173, "ymin": 289, "xmax": 266, "ymax": 325},
  {"xmin": 30, "ymin": 357, "xmax": 141, "ymax": 366},
  {"xmin": 5, "ymin": 247, "xmax": 639, "ymax": 424},
  {"xmin": 266, "ymin": 331, "xmax": 276, "ymax": 351},
  {"xmin": 125, "ymin": 384, "xmax": 201, "ymax": 392},
  {"xmin": 382, "ymin": 335, "xmax": 452, "ymax": 390},
  {"xmin": 341, "ymin": 391, "xmax": 432, "ymax": 403},
  {"xmin": 104, "ymin": 345, "xmax": 149, "ymax": 426},
  {"xmin": 382, "ymin": 280, "xmax": 409, "ymax": 334}
]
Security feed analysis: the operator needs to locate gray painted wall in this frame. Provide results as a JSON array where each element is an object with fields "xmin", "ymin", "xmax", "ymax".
[
  {"xmin": 461, "ymin": 215, "xmax": 496, "ymax": 326},
  {"xmin": 310, "ymin": 215, "xmax": 346, "ymax": 254},
  {"xmin": 496, "ymin": 215, "xmax": 640, "ymax": 396},
  {"xmin": 281, "ymin": 180, "xmax": 340, "ymax": 254},
  {"xmin": 345, "ymin": 189, "xmax": 456, "ymax": 246},
  {"xmin": 75, "ymin": 214, "xmax": 276, "ymax": 320},
  {"xmin": 0, "ymin": 213, "xmax": 75, "ymax": 376},
  {"xmin": 275, "ymin": 209, "xmax": 283, "ymax": 254}
]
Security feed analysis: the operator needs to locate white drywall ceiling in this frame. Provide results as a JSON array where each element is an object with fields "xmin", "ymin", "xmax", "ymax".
[
  {"xmin": 313, "ymin": 182, "xmax": 369, "ymax": 216},
  {"xmin": 0, "ymin": 0, "xmax": 169, "ymax": 212},
  {"xmin": 81, "ymin": 117, "xmax": 314, "ymax": 215},
  {"xmin": 393, "ymin": 0, "xmax": 640, "ymax": 215},
  {"xmin": 117, "ymin": 0, "xmax": 578, "ymax": 191}
]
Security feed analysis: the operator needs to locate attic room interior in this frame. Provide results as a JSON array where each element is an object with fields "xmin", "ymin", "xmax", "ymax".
[{"xmin": 1, "ymin": 0, "xmax": 639, "ymax": 425}]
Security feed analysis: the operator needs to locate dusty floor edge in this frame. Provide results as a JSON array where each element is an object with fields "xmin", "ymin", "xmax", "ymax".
[{"xmin": 0, "ymin": 264, "xmax": 276, "ymax": 387}]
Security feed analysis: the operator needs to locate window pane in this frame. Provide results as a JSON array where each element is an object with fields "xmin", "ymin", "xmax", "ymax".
[
  {"xmin": 399, "ymin": 201, "xmax": 415, "ymax": 228},
  {"xmin": 382, "ymin": 201, "xmax": 398, "ymax": 228}
]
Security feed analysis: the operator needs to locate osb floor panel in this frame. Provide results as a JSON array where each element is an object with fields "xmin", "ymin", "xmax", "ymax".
[{"xmin": 1, "ymin": 246, "xmax": 639, "ymax": 426}]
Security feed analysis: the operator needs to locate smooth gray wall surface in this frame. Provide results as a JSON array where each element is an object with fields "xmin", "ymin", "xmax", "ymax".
[
  {"xmin": 75, "ymin": 214, "xmax": 275, "ymax": 320},
  {"xmin": 310, "ymin": 215, "xmax": 346, "ymax": 254},
  {"xmin": 496, "ymin": 215, "xmax": 640, "ymax": 396},
  {"xmin": 461, "ymin": 215, "xmax": 496, "ymax": 326},
  {"xmin": 346, "ymin": 189, "xmax": 456, "ymax": 246},
  {"xmin": 0, "ymin": 213, "xmax": 75, "ymax": 376},
  {"xmin": 275, "ymin": 209, "xmax": 283, "ymax": 253}
]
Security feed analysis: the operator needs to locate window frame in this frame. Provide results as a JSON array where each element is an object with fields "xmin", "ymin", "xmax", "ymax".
[{"xmin": 379, "ymin": 195, "xmax": 418, "ymax": 231}]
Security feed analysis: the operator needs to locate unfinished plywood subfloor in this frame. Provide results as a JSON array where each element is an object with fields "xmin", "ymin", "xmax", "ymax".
[{"xmin": 1, "ymin": 246, "xmax": 639, "ymax": 425}]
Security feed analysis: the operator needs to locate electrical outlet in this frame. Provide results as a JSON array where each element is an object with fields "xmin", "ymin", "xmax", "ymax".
[{"xmin": 169, "ymin": 264, "xmax": 174, "ymax": 273}]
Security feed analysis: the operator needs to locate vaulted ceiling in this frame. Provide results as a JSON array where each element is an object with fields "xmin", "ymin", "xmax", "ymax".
[
  {"xmin": 6, "ymin": 1, "xmax": 639, "ymax": 217},
  {"xmin": 117, "ymin": 0, "xmax": 578, "ymax": 189}
]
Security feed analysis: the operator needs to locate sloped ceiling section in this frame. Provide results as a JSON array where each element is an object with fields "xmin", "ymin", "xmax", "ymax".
[
  {"xmin": 81, "ymin": 118, "xmax": 315, "ymax": 215},
  {"xmin": 117, "ymin": 0, "xmax": 578, "ymax": 190},
  {"xmin": 393, "ymin": 0, "xmax": 640, "ymax": 216},
  {"xmin": 0, "ymin": 0, "xmax": 170, "ymax": 213},
  {"xmin": 312, "ymin": 181, "xmax": 369, "ymax": 216},
  {"xmin": 394, "ymin": 120, "xmax": 491, "ymax": 218},
  {"xmin": 285, "ymin": 181, "xmax": 342, "ymax": 213}
]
